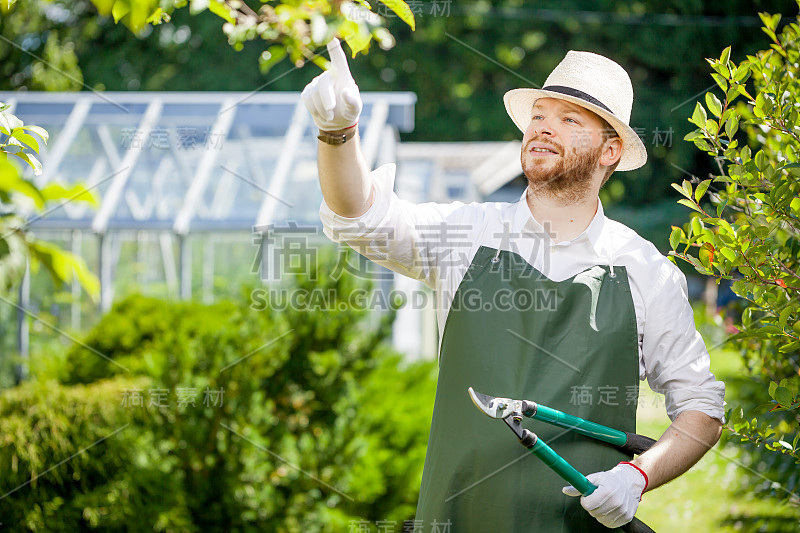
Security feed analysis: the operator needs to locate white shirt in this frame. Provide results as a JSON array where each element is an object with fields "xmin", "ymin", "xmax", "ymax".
[{"xmin": 320, "ymin": 163, "xmax": 725, "ymax": 421}]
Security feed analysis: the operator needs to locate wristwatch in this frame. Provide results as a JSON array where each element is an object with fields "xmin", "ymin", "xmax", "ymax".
[{"xmin": 317, "ymin": 125, "xmax": 357, "ymax": 145}]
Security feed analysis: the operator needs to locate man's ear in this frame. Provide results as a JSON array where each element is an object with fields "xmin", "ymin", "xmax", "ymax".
[
  {"xmin": 599, "ymin": 137, "xmax": 622, "ymax": 166},
  {"xmin": 600, "ymin": 137, "xmax": 623, "ymax": 167}
]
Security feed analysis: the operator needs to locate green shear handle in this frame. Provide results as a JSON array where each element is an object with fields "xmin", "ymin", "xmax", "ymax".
[{"xmin": 524, "ymin": 429, "xmax": 655, "ymax": 533}]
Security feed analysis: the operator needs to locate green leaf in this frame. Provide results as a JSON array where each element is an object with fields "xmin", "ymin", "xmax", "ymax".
[
  {"xmin": 39, "ymin": 183, "xmax": 100, "ymax": 208},
  {"xmin": 0, "ymin": 114, "xmax": 10, "ymax": 136},
  {"xmin": 785, "ymin": 379, "xmax": 800, "ymax": 398},
  {"xmin": 711, "ymin": 73, "xmax": 728, "ymax": 91},
  {"xmin": 758, "ymin": 12, "xmax": 781, "ymax": 32},
  {"xmin": 691, "ymin": 102, "xmax": 708, "ymax": 127},
  {"xmin": 20, "ymin": 125, "xmax": 48, "ymax": 145},
  {"xmin": 754, "ymin": 92, "xmax": 767, "ymax": 118},
  {"xmin": 207, "ymin": 0, "xmax": 235, "ymax": 24},
  {"xmin": 377, "ymin": 0, "xmax": 416, "ymax": 30},
  {"xmin": 340, "ymin": 20, "xmax": 370, "ymax": 57},
  {"xmin": 145, "ymin": 7, "xmax": 170, "ymax": 24},
  {"xmin": 717, "ymin": 219, "xmax": 735, "ymax": 236},
  {"xmin": 28, "ymin": 240, "xmax": 100, "ymax": 300},
  {"xmin": 682, "ymin": 179, "xmax": 693, "ymax": 198},
  {"xmin": 716, "ymin": 198, "xmax": 728, "ymax": 217},
  {"xmin": 678, "ymin": 198, "xmax": 704, "ymax": 214},
  {"xmin": 111, "ymin": 0, "xmax": 131, "ymax": 23},
  {"xmin": 259, "ymin": 46, "xmax": 287, "ymax": 75},
  {"xmin": 754, "ymin": 150, "xmax": 767, "ymax": 171},
  {"xmin": 685, "ymin": 254, "xmax": 711, "ymax": 275},
  {"xmin": 669, "ymin": 226, "xmax": 684, "ymax": 250},
  {"xmin": 720, "ymin": 247, "xmax": 736, "ymax": 262},
  {"xmin": 741, "ymin": 145, "xmax": 751, "ymax": 163},
  {"xmin": 774, "ymin": 386, "xmax": 793, "ymax": 407},
  {"xmin": 705, "ymin": 92, "xmax": 723, "ymax": 118},
  {"xmin": 683, "ymin": 129, "xmax": 705, "ymax": 142},
  {"xmin": 728, "ymin": 406, "xmax": 743, "ymax": 425},
  {"xmin": 725, "ymin": 116, "xmax": 739, "ymax": 139},
  {"xmin": 720, "ymin": 46, "xmax": 732, "ymax": 67},
  {"xmin": 779, "ymin": 340, "xmax": 800, "ymax": 353},
  {"xmin": 733, "ymin": 63, "xmax": 751, "ymax": 82},
  {"xmin": 779, "ymin": 307, "xmax": 792, "ymax": 329},
  {"xmin": 694, "ymin": 179, "xmax": 712, "ymax": 202},
  {"xmin": 0, "ymin": 109, "xmax": 22, "ymax": 134},
  {"xmin": 0, "ymin": 168, "xmax": 46, "ymax": 208},
  {"xmin": 742, "ymin": 307, "xmax": 754, "ymax": 329},
  {"xmin": 11, "ymin": 130, "xmax": 40, "ymax": 153},
  {"xmin": 691, "ymin": 216, "xmax": 703, "ymax": 238},
  {"xmin": 695, "ymin": 139, "xmax": 715, "ymax": 153},
  {"xmin": 671, "ymin": 182, "xmax": 692, "ymax": 199},
  {"xmin": 12, "ymin": 152, "xmax": 42, "ymax": 175}
]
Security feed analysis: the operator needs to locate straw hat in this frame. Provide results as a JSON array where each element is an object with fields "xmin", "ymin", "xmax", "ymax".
[{"xmin": 503, "ymin": 51, "xmax": 647, "ymax": 171}]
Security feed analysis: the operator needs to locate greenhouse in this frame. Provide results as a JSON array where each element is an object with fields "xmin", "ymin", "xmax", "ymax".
[{"xmin": 1, "ymin": 91, "xmax": 523, "ymax": 364}]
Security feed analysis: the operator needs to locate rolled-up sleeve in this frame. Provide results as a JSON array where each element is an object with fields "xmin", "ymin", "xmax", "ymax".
[
  {"xmin": 641, "ymin": 259, "xmax": 726, "ymax": 422},
  {"xmin": 319, "ymin": 163, "xmax": 477, "ymax": 289}
]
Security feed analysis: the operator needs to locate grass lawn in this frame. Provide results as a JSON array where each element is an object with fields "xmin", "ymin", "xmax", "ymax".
[{"xmin": 634, "ymin": 344, "xmax": 800, "ymax": 532}]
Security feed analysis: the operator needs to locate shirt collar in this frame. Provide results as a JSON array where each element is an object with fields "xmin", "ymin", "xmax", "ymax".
[{"xmin": 512, "ymin": 188, "xmax": 607, "ymax": 252}]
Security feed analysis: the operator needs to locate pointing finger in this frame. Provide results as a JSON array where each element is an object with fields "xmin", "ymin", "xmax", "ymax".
[
  {"xmin": 327, "ymin": 37, "xmax": 351, "ymax": 78},
  {"xmin": 317, "ymin": 71, "xmax": 336, "ymax": 118}
]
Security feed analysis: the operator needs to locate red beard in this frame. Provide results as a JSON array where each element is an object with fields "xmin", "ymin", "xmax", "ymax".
[{"xmin": 521, "ymin": 136, "xmax": 604, "ymax": 204}]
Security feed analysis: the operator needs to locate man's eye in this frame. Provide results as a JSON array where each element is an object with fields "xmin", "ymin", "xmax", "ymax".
[
  {"xmin": 565, "ymin": 117, "xmax": 579, "ymax": 124},
  {"xmin": 532, "ymin": 115, "xmax": 543, "ymax": 120}
]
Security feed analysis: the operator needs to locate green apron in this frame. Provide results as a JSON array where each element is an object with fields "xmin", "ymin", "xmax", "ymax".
[{"xmin": 415, "ymin": 245, "xmax": 640, "ymax": 532}]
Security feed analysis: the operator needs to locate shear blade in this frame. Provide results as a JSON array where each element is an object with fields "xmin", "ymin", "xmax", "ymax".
[{"xmin": 468, "ymin": 387, "xmax": 520, "ymax": 419}]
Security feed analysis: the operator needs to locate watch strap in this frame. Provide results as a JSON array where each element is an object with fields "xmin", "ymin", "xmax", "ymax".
[{"xmin": 317, "ymin": 124, "xmax": 357, "ymax": 145}]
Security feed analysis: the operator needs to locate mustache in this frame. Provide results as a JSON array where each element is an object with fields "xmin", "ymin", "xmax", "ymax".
[{"xmin": 524, "ymin": 136, "xmax": 564, "ymax": 154}]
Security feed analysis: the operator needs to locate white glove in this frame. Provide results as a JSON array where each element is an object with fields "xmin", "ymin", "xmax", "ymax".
[
  {"xmin": 301, "ymin": 38, "xmax": 362, "ymax": 132},
  {"xmin": 562, "ymin": 462, "xmax": 648, "ymax": 528}
]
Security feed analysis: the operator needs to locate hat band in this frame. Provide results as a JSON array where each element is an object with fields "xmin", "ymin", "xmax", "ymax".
[{"xmin": 542, "ymin": 85, "xmax": 613, "ymax": 115}]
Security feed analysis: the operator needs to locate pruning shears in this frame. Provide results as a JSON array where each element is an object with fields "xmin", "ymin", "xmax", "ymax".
[{"xmin": 468, "ymin": 387, "xmax": 657, "ymax": 533}]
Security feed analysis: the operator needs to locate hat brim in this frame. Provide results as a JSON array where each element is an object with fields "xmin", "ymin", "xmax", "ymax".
[{"xmin": 503, "ymin": 88, "xmax": 647, "ymax": 172}]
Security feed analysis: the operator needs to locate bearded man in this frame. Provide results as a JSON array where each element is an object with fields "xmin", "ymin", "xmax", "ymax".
[{"xmin": 302, "ymin": 42, "xmax": 725, "ymax": 532}]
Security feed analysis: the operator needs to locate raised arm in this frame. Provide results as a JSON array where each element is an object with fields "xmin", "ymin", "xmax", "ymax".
[{"xmin": 301, "ymin": 38, "xmax": 373, "ymax": 218}]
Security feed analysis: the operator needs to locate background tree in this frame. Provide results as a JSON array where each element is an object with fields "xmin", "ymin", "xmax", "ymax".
[
  {"xmin": 0, "ymin": 0, "xmax": 98, "ymax": 92},
  {"xmin": 87, "ymin": 0, "xmax": 415, "ymax": 71}
]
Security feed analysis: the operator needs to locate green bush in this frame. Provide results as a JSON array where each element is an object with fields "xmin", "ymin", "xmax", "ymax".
[
  {"xmin": 0, "ymin": 376, "xmax": 197, "ymax": 532},
  {"xmin": 0, "ymin": 251, "xmax": 437, "ymax": 531},
  {"xmin": 670, "ymin": 5, "xmax": 800, "ymax": 524}
]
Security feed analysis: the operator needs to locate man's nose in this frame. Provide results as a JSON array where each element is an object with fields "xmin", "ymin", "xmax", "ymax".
[
  {"xmin": 537, "ymin": 116, "xmax": 557, "ymax": 136},
  {"xmin": 529, "ymin": 117, "xmax": 555, "ymax": 138}
]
